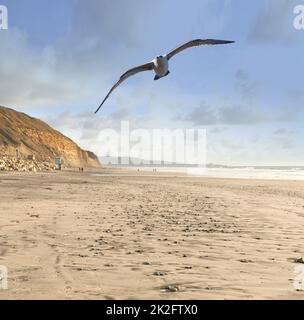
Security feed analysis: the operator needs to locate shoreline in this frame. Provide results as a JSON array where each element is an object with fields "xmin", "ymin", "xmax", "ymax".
[
  {"xmin": 95, "ymin": 166, "xmax": 304, "ymax": 182},
  {"xmin": 2, "ymin": 167, "xmax": 304, "ymax": 183}
]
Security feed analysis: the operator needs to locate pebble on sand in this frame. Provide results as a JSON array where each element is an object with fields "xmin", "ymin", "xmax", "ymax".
[
  {"xmin": 161, "ymin": 285, "xmax": 180, "ymax": 292},
  {"xmin": 293, "ymin": 257, "xmax": 304, "ymax": 264}
]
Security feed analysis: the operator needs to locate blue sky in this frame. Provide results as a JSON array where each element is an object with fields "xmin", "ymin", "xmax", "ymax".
[{"xmin": 0, "ymin": 0, "xmax": 304, "ymax": 165}]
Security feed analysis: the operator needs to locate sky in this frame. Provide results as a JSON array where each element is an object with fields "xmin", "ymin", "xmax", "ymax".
[{"xmin": 0, "ymin": 0, "xmax": 304, "ymax": 166}]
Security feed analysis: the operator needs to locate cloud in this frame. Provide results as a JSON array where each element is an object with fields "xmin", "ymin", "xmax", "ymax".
[
  {"xmin": 182, "ymin": 104, "xmax": 272, "ymax": 126},
  {"xmin": 1, "ymin": 0, "xmax": 303, "ymax": 166},
  {"xmin": 184, "ymin": 103, "xmax": 217, "ymax": 125},
  {"xmin": 249, "ymin": 0, "xmax": 301, "ymax": 45},
  {"xmin": 180, "ymin": 102, "xmax": 302, "ymax": 126},
  {"xmin": 0, "ymin": 0, "xmax": 232, "ymax": 111},
  {"xmin": 109, "ymin": 108, "xmax": 131, "ymax": 120},
  {"xmin": 219, "ymin": 105, "xmax": 265, "ymax": 125},
  {"xmin": 210, "ymin": 127, "xmax": 228, "ymax": 134},
  {"xmin": 235, "ymin": 69, "xmax": 259, "ymax": 100},
  {"xmin": 0, "ymin": 28, "xmax": 95, "ymax": 109},
  {"xmin": 273, "ymin": 136, "xmax": 295, "ymax": 149},
  {"xmin": 274, "ymin": 128, "xmax": 288, "ymax": 135},
  {"xmin": 274, "ymin": 128, "xmax": 295, "ymax": 135},
  {"xmin": 287, "ymin": 89, "xmax": 304, "ymax": 104},
  {"xmin": 220, "ymin": 138, "xmax": 244, "ymax": 150},
  {"xmin": 0, "ymin": 1, "xmax": 168, "ymax": 109}
]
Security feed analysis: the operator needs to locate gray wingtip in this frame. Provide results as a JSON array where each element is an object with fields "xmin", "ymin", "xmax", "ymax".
[
  {"xmin": 219, "ymin": 40, "xmax": 235, "ymax": 44},
  {"xmin": 209, "ymin": 39, "xmax": 235, "ymax": 44},
  {"xmin": 94, "ymin": 104, "xmax": 103, "ymax": 114}
]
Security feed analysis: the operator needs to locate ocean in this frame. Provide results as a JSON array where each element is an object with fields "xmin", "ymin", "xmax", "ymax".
[{"xmin": 131, "ymin": 166, "xmax": 304, "ymax": 181}]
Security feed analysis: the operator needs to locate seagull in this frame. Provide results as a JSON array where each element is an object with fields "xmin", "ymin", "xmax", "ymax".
[{"xmin": 95, "ymin": 39, "xmax": 235, "ymax": 113}]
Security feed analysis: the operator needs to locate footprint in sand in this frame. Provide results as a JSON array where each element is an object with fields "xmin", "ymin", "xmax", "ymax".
[{"xmin": 153, "ymin": 271, "xmax": 166, "ymax": 276}]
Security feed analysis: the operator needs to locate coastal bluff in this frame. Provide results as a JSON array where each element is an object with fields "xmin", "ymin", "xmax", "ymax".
[{"xmin": 0, "ymin": 106, "xmax": 100, "ymax": 171}]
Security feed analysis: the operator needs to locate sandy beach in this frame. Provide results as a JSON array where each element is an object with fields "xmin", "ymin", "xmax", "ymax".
[{"xmin": 0, "ymin": 169, "xmax": 304, "ymax": 300}]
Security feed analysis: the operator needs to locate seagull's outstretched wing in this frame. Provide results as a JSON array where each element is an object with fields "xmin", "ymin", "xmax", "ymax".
[
  {"xmin": 166, "ymin": 39, "xmax": 235, "ymax": 61},
  {"xmin": 95, "ymin": 62, "xmax": 154, "ymax": 113}
]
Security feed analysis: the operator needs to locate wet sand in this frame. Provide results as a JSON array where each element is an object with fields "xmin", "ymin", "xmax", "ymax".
[{"xmin": 0, "ymin": 169, "xmax": 304, "ymax": 299}]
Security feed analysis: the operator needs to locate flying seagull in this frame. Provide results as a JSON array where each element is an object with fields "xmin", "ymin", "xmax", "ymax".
[{"xmin": 95, "ymin": 39, "xmax": 234, "ymax": 113}]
